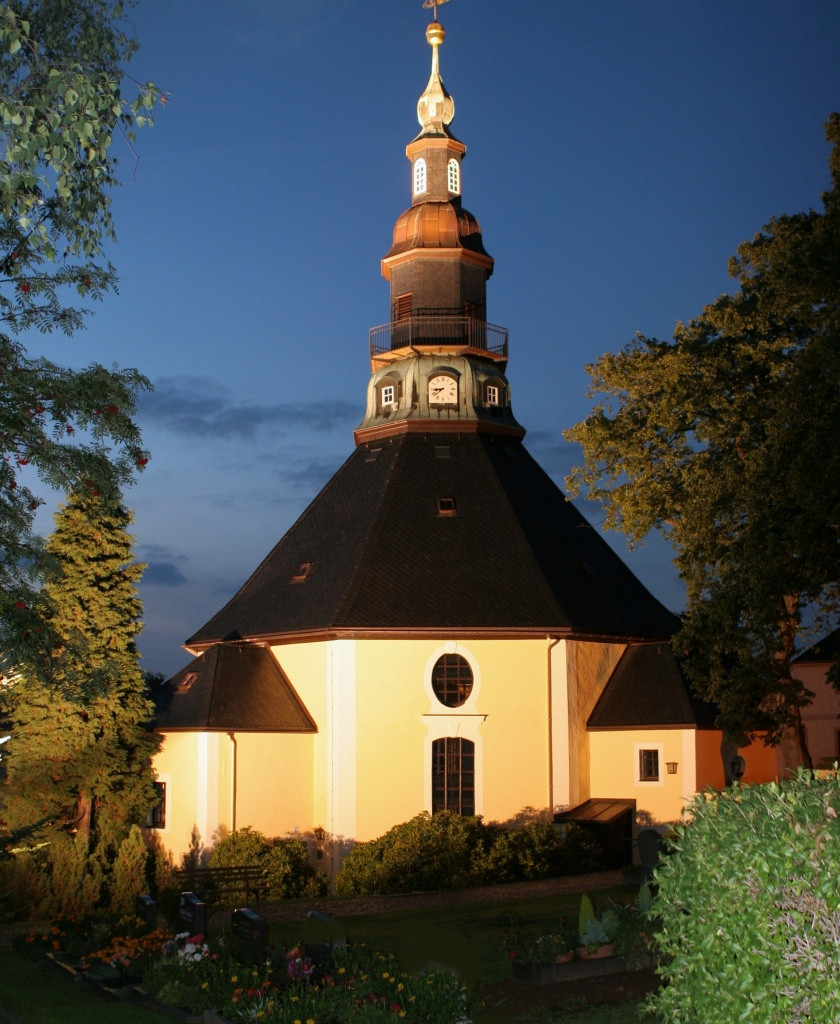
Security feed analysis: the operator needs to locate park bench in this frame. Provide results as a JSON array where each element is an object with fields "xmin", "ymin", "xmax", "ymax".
[{"xmin": 173, "ymin": 864, "xmax": 269, "ymax": 908}]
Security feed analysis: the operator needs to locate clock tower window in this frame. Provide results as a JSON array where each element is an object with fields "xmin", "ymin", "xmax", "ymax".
[
  {"xmin": 486, "ymin": 383, "xmax": 500, "ymax": 406},
  {"xmin": 413, "ymin": 158, "xmax": 427, "ymax": 196},
  {"xmin": 447, "ymin": 157, "xmax": 460, "ymax": 195}
]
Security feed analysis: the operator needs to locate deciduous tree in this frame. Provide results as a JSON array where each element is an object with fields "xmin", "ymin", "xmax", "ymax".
[
  {"xmin": 566, "ymin": 115, "xmax": 840, "ymax": 771},
  {"xmin": 0, "ymin": 0, "xmax": 161, "ymax": 666}
]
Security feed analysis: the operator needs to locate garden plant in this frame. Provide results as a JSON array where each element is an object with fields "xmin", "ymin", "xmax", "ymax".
[{"xmin": 651, "ymin": 769, "xmax": 840, "ymax": 1023}]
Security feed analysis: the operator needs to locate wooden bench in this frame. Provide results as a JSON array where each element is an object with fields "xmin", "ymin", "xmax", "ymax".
[{"xmin": 173, "ymin": 865, "xmax": 269, "ymax": 908}]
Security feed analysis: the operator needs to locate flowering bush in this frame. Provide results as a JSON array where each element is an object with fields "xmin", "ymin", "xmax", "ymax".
[
  {"xmin": 82, "ymin": 927, "xmax": 173, "ymax": 982},
  {"xmin": 224, "ymin": 946, "xmax": 468, "ymax": 1023}
]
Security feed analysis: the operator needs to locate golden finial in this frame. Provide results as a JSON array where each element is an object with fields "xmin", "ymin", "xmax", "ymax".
[{"xmin": 423, "ymin": 0, "xmax": 451, "ymax": 23}]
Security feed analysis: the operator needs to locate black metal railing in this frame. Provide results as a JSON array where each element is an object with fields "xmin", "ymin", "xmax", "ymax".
[{"xmin": 370, "ymin": 315, "xmax": 508, "ymax": 359}]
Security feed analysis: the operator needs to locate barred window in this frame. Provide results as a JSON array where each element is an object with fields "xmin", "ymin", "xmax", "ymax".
[
  {"xmin": 414, "ymin": 158, "xmax": 427, "ymax": 195},
  {"xmin": 639, "ymin": 749, "xmax": 660, "ymax": 782},
  {"xmin": 431, "ymin": 653, "xmax": 472, "ymax": 707},
  {"xmin": 432, "ymin": 737, "xmax": 474, "ymax": 815},
  {"xmin": 447, "ymin": 158, "xmax": 460, "ymax": 194}
]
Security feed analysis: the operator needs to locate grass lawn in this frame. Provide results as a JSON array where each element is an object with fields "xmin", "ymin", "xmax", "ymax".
[
  {"xmin": 0, "ymin": 883, "xmax": 660, "ymax": 1023},
  {"xmin": 0, "ymin": 945, "xmax": 172, "ymax": 1023}
]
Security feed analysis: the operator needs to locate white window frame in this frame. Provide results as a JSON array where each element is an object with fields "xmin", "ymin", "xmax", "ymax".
[
  {"xmin": 414, "ymin": 158, "xmax": 427, "ymax": 196},
  {"xmin": 486, "ymin": 383, "xmax": 500, "ymax": 406},
  {"xmin": 381, "ymin": 383, "xmax": 396, "ymax": 407},
  {"xmin": 635, "ymin": 743, "xmax": 664, "ymax": 786},
  {"xmin": 447, "ymin": 157, "xmax": 460, "ymax": 194}
]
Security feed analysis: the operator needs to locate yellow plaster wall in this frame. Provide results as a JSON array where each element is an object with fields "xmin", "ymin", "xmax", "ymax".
[
  {"xmin": 354, "ymin": 640, "xmax": 430, "ymax": 839},
  {"xmin": 152, "ymin": 731, "xmax": 200, "ymax": 859},
  {"xmin": 589, "ymin": 729, "xmax": 695, "ymax": 824},
  {"xmin": 270, "ymin": 641, "xmax": 329, "ymax": 827},
  {"xmin": 351, "ymin": 638, "xmax": 552, "ymax": 839},
  {"xmin": 233, "ymin": 733, "xmax": 315, "ymax": 839},
  {"xmin": 470, "ymin": 639, "xmax": 550, "ymax": 821},
  {"xmin": 566, "ymin": 641, "xmax": 626, "ymax": 807}
]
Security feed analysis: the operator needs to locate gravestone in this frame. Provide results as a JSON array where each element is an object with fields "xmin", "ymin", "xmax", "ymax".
[
  {"xmin": 179, "ymin": 891, "xmax": 206, "ymax": 938},
  {"xmin": 135, "ymin": 893, "xmax": 157, "ymax": 931},
  {"xmin": 302, "ymin": 910, "xmax": 346, "ymax": 969},
  {"xmin": 231, "ymin": 908, "xmax": 268, "ymax": 964}
]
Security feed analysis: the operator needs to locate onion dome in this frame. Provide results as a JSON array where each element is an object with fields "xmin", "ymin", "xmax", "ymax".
[
  {"xmin": 385, "ymin": 201, "xmax": 491, "ymax": 260},
  {"xmin": 416, "ymin": 20, "xmax": 455, "ymax": 138}
]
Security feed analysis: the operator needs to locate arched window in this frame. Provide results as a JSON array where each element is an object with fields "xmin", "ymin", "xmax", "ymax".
[
  {"xmin": 431, "ymin": 653, "xmax": 473, "ymax": 707},
  {"xmin": 447, "ymin": 158, "xmax": 460, "ymax": 195},
  {"xmin": 432, "ymin": 737, "xmax": 475, "ymax": 815},
  {"xmin": 413, "ymin": 158, "xmax": 427, "ymax": 196}
]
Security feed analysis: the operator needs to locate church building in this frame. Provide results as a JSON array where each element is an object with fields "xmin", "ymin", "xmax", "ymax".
[{"xmin": 151, "ymin": 11, "xmax": 777, "ymax": 868}]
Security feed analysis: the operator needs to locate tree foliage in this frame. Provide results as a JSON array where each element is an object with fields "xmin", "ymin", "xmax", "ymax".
[
  {"xmin": 651, "ymin": 773, "xmax": 840, "ymax": 1023},
  {"xmin": 0, "ymin": 0, "xmax": 161, "ymax": 664},
  {"xmin": 1, "ymin": 489, "xmax": 159, "ymax": 863},
  {"xmin": 566, "ymin": 115, "xmax": 840, "ymax": 768}
]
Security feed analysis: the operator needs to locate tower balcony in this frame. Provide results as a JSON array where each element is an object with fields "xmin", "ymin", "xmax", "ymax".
[{"xmin": 369, "ymin": 313, "xmax": 509, "ymax": 367}]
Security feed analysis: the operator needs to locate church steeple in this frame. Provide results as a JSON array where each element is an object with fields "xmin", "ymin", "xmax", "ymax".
[{"xmin": 355, "ymin": 8, "xmax": 523, "ymax": 444}]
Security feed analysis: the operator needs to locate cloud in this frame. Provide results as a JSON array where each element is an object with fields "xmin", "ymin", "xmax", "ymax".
[
  {"xmin": 143, "ymin": 562, "xmax": 188, "ymax": 587},
  {"xmin": 139, "ymin": 377, "xmax": 357, "ymax": 439}
]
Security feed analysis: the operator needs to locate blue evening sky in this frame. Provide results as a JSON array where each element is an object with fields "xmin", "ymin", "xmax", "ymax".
[{"xmin": 31, "ymin": 0, "xmax": 840, "ymax": 676}]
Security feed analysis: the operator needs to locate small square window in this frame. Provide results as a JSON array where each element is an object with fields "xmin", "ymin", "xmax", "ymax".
[
  {"xmin": 381, "ymin": 384, "xmax": 395, "ymax": 406},
  {"xmin": 365, "ymin": 447, "xmax": 382, "ymax": 463},
  {"xmin": 639, "ymin": 749, "xmax": 660, "ymax": 782},
  {"xmin": 438, "ymin": 497, "xmax": 457, "ymax": 516},
  {"xmin": 434, "ymin": 445, "xmax": 450, "ymax": 459},
  {"xmin": 486, "ymin": 384, "xmax": 500, "ymax": 406}
]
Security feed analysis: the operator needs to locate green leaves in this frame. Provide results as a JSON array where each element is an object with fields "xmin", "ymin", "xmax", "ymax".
[
  {"xmin": 651, "ymin": 773, "xmax": 840, "ymax": 1024},
  {"xmin": 565, "ymin": 115, "xmax": 840, "ymax": 762},
  {"xmin": 0, "ymin": 0, "xmax": 162, "ymax": 654}
]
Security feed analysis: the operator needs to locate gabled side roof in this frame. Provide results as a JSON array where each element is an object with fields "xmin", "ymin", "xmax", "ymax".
[
  {"xmin": 588, "ymin": 643, "xmax": 718, "ymax": 729},
  {"xmin": 152, "ymin": 642, "xmax": 316, "ymax": 733},
  {"xmin": 187, "ymin": 433, "xmax": 678, "ymax": 646},
  {"xmin": 793, "ymin": 627, "xmax": 840, "ymax": 664}
]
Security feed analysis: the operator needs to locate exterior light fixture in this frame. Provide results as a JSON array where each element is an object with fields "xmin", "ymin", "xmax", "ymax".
[
  {"xmin": 666, "ymin": 761, "xmax": 678, "ymax": 775},
  {"xmin": 313, "ymin": 826, "xmax": 326, "ymax": 843}
]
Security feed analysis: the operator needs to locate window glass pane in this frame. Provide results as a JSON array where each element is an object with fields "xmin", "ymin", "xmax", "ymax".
[
  {"xmin": 639, "ymin": 749, "xmax": 659, "ymax": 781},
  {"xmin": 447, "ymin": 158, "xmax": 460, "ymax": 194},
  {"xmin": 414, "ymin": 158, "xmax": 427, "ymax": 195},
  {"xmin": 432, "ymin": 654, "xmax": 473, "ymax": 707},
  {"xmin": 432, "ymin": 737, "xmax": 475, "ymax": 815}
]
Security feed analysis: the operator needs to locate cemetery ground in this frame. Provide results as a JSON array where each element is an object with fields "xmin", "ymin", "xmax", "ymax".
[{"xmin": 0, "ymin": 872, "xmax": 661, "ymax": 1023}]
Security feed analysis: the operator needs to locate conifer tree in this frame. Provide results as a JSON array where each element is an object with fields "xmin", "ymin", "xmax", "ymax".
[{"xmin": 1, "ymin": 489, "xmax": 160, "ymax": 869}]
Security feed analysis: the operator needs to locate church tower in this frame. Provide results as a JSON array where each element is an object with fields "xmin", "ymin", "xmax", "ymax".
[
  {"xmin": 152, "ymin": 9, "xmax": 725, "ymax": 866},
  {"xmin": 355, "ymin": 14, "xmax": 522, "ymax": 445}
]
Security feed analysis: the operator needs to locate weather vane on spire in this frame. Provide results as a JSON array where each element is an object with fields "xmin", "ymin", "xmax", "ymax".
[{"xmin": 423, "ymin": 0, "xmax": 451, "ymax": 22}]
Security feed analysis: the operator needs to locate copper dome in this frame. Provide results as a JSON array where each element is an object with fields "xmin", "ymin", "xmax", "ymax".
[{"xmin": 385, "ymin": 202, "xmax": 491, "ymax": 260}]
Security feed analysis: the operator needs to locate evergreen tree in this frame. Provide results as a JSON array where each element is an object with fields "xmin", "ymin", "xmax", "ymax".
[
  {"xmin": 1, "ymin": 489, "xmax": 160, "ymax": 868},
  {"xmin": 566, "ymin": 115, "xmax": 840, "ymax": 771}
]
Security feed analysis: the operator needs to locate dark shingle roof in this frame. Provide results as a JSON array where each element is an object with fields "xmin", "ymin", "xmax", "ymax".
[
  {"xmin": 187, "ymin": 433, "xmax": 678, "ymax": 645},
  {"xmin": 153, "ymin": 642, "xmax": 316, "ymax": 732},
  {"xmin": 793, "ymin": 627, "xmax": 840, "ymax": 664},
  {"xmin": 588, "ymin": 643, "xmax": 718, "ymax": 729}
]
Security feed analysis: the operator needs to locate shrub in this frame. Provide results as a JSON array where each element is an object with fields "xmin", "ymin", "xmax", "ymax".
[
  {"xmin": 651, "ymin": 770, "xmax": 840, "ymax": 1024},
  {"xmin": 333, "ymin": 812, "xmax": 490, "ymax": 897},
  {"xmin": 476, "ymin": 821, "xmax": 602, "ymax": 883},
  {"xmin": 206, "ymin": 827, "xmax": 327, "ymax": 901}
]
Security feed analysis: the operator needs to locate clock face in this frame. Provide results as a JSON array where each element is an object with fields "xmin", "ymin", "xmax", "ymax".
[{"xmin": 428, "ymin": 374, "xmax": 458, "ymax": 405}]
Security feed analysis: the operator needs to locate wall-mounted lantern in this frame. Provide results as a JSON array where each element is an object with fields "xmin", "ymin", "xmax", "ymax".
[
  {"xmin": 313, "ymin": 826, "xmax": 326, "ymax": 843},
  {"xmin": 666, "ymin": 761, "xmax": 678, "ymax": 775}
]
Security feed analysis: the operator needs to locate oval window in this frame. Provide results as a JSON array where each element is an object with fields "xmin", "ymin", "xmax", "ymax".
[{"xmin": 431, "ymin": 653, "xmax": 473, "ymax": 708}]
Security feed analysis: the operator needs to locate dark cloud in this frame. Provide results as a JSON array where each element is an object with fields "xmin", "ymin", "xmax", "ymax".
[
  {"xmin": 139, "ymin": 377, "xmax": 357, "ymax": 439},
  {"xmin": 143, "ymin": 562, "xmax": 188, "ymax": 587}
]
